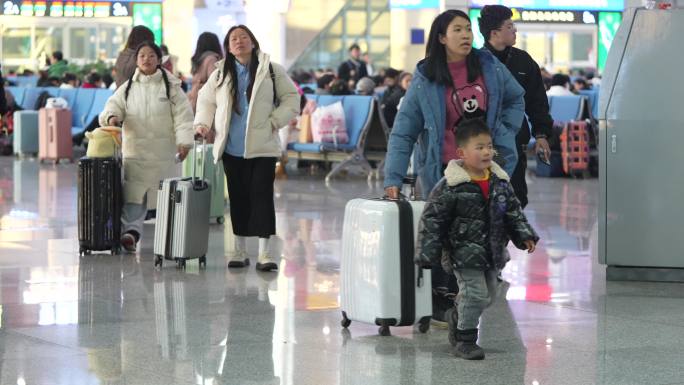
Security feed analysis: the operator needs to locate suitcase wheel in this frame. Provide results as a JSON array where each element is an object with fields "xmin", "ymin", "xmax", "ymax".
[
  {"xmin": 199, "ymin": 256, "xmax": 207, "ymax": 268},
  {"xmin": 154, "ymin": 256, "xmax": 163, "ymax": 268},
  {"xmin": 341, "ymin": 311, "xmax": 351, "ymax": 328},
  {"xmin": 417, "ymin": 317, "xmax": 430, "ymax": 334},
  {"xmin": 217, "ymin": 216, "xmax": 225, "ymax": 224},
  {"xmin": 111, "ymin": 246, "xmax": 121, "ymax": 255},
  {"xmin": 378, "ymin": 325, "xmax": 391, "ymax": 336}
]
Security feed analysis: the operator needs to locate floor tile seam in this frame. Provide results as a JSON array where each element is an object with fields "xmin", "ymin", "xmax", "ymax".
[
  {"xmin": 117, "ymin": 359, "xmax": 195, "ymax": 384},
  {"xmin": 547, "ymin": 302, "xmax": 684, "ymax": 328},
  {"xmin": 515, "ymin": 300, "xmax": 602, "ymax": 316},
  {"xmin": 3, "ymin": 329, "xmax": 89, "ymax": 356},
  {"xmin": 474, "ymin": 336, "xmax": 601, "ymax": 354}
]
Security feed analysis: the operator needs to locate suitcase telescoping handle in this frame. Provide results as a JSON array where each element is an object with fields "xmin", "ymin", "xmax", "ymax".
[
  {"xmin": 190, "ymin": 135, "xmax": 207, "ymax": 188},
  {"xmin": 382, "ymin": 174, "xmax": 418, "ymax": 201}
]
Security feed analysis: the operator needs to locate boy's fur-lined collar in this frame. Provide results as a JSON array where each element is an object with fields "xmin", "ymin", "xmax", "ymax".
[{"xmin": 444, "ymin": 159, "xmax": 509, "ymax": 186}]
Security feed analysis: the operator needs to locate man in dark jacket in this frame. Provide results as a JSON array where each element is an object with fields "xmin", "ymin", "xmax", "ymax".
[
  {"xmin": 416, "ymin": 119, "xmax": 538, "ymax": 360},
  {"xmin": 478, "ymin": 5, "xmax": 553, "ymax": 208},
  {"xmin": 337, "ymin": 44, "xmax": 368, "ymax": 90}
]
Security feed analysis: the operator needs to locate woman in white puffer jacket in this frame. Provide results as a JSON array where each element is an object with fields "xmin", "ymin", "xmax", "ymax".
[
  {"xmin": 194, "ymin": 25, "xmax": 299, "ymax": 272},
  {"xmin": 100, "ymin": 41, "xmax": 194, "ymax": 253}
]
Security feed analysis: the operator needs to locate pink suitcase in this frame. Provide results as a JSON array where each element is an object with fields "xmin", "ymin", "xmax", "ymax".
[{"xmin": 39, "ymin": 108, "xmax": 73, "ymax": 164}]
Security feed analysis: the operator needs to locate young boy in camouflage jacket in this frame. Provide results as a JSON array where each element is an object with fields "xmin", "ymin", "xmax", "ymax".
[{"xmin": 416, "ymin": 118, "xmax": 539, "ymax": 360}]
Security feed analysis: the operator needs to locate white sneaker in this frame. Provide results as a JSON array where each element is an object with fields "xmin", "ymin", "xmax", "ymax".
[
  {"xmin": 228, "ymin": 251, "xmax": 249, "ymax": 268},
  {"xmin": 256, "ymin": 254, "xmax": 278, "ymax": 272}
]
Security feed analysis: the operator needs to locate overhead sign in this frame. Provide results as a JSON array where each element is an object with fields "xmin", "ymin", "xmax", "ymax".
[
  {"xmin": 390, "ymin": 0, "xmax": 439, "ymax": 9},
  {"xmin": 512, "ymin": 9, "xmax": 598, "ymax": 24},
  {"xmin": 469, "ymin": 0, "xmax": 624, "ymax": 11},
  {"xmin": 598, "ymin": 11, "xmax": 622, "ymax": 72},
  {"xmin": 1, "ymin": 0, "xmax": 132, "ymax": 16},
  {"xmin": 132, "ymin": 3, "xmax": 162, "ymax": 45}
]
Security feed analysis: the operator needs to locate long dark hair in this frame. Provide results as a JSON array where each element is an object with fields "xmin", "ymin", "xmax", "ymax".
[
  {"xmin": 218, "ymin": 25, "xmax": 260, "ymax": 115},
  {"xmin": 191, "ymin": 32, "xmax": 223, "ymax": 74},
  {"xmin": 424, "ymin": 10, "xmax": 481, "ymax": 86},
  {"xmin": 125, "ymin": 25, "xmax": 154, "ymax": 50},
  {"xmin": 124, "ymin": 41, "xmax": 172, "ymax": 105}
]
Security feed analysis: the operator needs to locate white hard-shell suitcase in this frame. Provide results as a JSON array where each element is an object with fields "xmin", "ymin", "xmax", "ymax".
[
  {"xmin": 340, "ymin": 178, "xmax": 432, "ymax": 336},
  {"xmin": 153, "ymin": 140, "xmax": 211, "ymax": 269}
]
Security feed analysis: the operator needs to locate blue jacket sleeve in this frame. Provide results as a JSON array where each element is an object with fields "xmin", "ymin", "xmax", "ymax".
[
  {"xmin": 383, "ymin": 79, "xmax": 425, "ymax": 188},
  {"xmin": 496, "ymin": 64, "xmax": 526, "ymax": 176}
]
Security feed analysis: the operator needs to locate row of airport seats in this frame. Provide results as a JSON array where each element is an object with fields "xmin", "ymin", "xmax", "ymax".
[
  {"xmin": 5, "ymin": 76, "xmax": 39, "ymax": 88},
  {"xmin": 287, "ymin": 95, "xmax": 379, "ymax": 182},
  {"xmin": 548, "ymin": 90, "xmax": 599, "ymax": 122},
  {"xmin": 7, "ymin": 86, "xmax": 113, "ymax": 137}
]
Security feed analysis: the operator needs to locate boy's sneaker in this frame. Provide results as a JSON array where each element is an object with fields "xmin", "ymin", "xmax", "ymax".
[
  {"xmin": 121, "ymin": 232, "xmax": 137, "ymax": 253},
  {"xmin": 453, "ymin": 328, "xmax": 485, "ymax": 360},
  {"xmin": 445, "ymin": 307, "xmax": 459, "ymax": 346},
  {"xmin": 228, "ymin": 251, "xmax": 249, "ymax": 268},
  {"xmin": 256, "ymin": 254, "xmax": 278, "ymax": 272}
]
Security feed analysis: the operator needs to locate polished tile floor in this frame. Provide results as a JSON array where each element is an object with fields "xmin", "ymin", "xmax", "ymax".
[{"xmin": 1, "ymin": 156, "xmax": 684, "ymax": 385}]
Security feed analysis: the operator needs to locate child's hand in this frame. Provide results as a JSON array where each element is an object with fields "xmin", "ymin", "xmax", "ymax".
[{"xmin": 524, "ymin": 240, "xmax": 536, "ymax": 253}]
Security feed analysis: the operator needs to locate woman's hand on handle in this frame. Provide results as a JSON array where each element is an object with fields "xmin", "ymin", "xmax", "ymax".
[
  {"xmin": 384, "ymin": 186, "xmax": 400, "ymax": 200},
  {"xmin": 107, "ymin": 116, "xmax": 120, "ymax": 127},
  {"xmin": 195, "ymin": 125, "xmax": 215, "ymax": 144}
]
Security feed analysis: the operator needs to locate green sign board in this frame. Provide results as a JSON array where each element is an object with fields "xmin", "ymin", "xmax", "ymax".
[
  {"xmin": 132, "ymin": 3, "xmax": 162, "ymax": 45},
  {"xmin": 598, "ymin": 12, "xmax": 622, "ymax": 73},
  {"xmin": 469, "ymin": 8, "xmax": 484, "ymax": 48}
]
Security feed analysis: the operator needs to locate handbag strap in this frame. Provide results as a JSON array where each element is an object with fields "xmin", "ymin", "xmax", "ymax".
[{"xmin": 269, "ymin": 63, "xmax": 279, "ymax": 107}]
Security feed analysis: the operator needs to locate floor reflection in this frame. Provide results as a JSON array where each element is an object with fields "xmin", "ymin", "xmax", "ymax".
[{"xmin": 2, "ymin": 156, "xmax": 684, "ymax": 384}]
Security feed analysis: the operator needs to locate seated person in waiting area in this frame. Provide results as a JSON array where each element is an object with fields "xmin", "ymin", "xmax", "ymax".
[
  {"xmin": 415, "ymin": 118, "xmax": 538, "ymax": 361},
  {"xmin": 99, "ymin": 41, "xmax": 194, "ymax": 253}
]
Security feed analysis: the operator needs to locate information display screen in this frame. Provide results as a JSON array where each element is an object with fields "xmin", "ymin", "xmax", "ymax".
[
  {"xmin": 1, "ymin": 0, "xmax": 133, "ymax": 17},
  {"xmin": 598, "ymin": 11, "xmax": 622, "ymax": 72},
  {"xmin": 469, "ymin": 0, "xmax": 623, "ymax": 11},
  {"xmin": 132, "ymin": 2, "xmax": 162, "ymax": 45}
]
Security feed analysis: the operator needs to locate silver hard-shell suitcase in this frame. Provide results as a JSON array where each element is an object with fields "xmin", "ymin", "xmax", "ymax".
[
  {"xmin": 153, "ymin": 140, "xmax": 211, "ymax": 269},
  {"xmin": 340, "ymin": 177, "xmax": 432, "ymax": 336}
]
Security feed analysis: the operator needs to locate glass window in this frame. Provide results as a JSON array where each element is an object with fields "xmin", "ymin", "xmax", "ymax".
[
  {"xmin": 35, "ymin": 27, "xmax": 64, "ymax": 58},
  {"xmin": 69, "ymin": 27, "xmax": 97, "ymax": 60},
  {"xmin": 519, "ymin": 32, "xmax": 547, "ymax": 68},
  {"xmin": 552, "ymin": 32, "xmax": 570, "ymax": 68},
  {"xmin": 571, "ymin": 33, "xmax": 593, "ymax": 62},
  {"xmin": 2, "ymin": 27, "xmax": 31, "ymax": 59},
  {"xmin": 98, "ymin": 26, "xmax": 127, "ymax": 61},
  {"xmin": 345, "ymin": 10, "xmax": 367, "ymax": 36}
]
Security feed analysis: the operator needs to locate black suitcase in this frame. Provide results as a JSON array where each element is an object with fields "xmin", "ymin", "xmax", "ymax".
[{"xmin": 77, "ymin": 157, "xmax": 122, "ymax": 255}]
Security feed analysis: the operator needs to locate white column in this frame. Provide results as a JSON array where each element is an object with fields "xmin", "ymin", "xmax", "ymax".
[
  {"xmin": 245, "ymin": 0, "xmax": 290, "ymax": 65},
  {"xmin": 163, "ymin": 0, "xmax": 194, "ymax": 74}
]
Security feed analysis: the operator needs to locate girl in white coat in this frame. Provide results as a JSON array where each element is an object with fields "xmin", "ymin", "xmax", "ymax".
[
  {"xmin": 100, "ymin": 41, "xmax": 195, "ymax": 253},
  {"xmin": 194, "ymin": 25, "xmax": 299, "ymax": 271}
]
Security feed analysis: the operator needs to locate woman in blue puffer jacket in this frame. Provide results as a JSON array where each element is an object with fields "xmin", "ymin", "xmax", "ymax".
[
  {"xmin": 384, "ymin": 9, "xmax": 524, "ymax": 198},
  {"xmin": 383, "ymin": 9, "xmax": 525, "ymax": 325}
]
